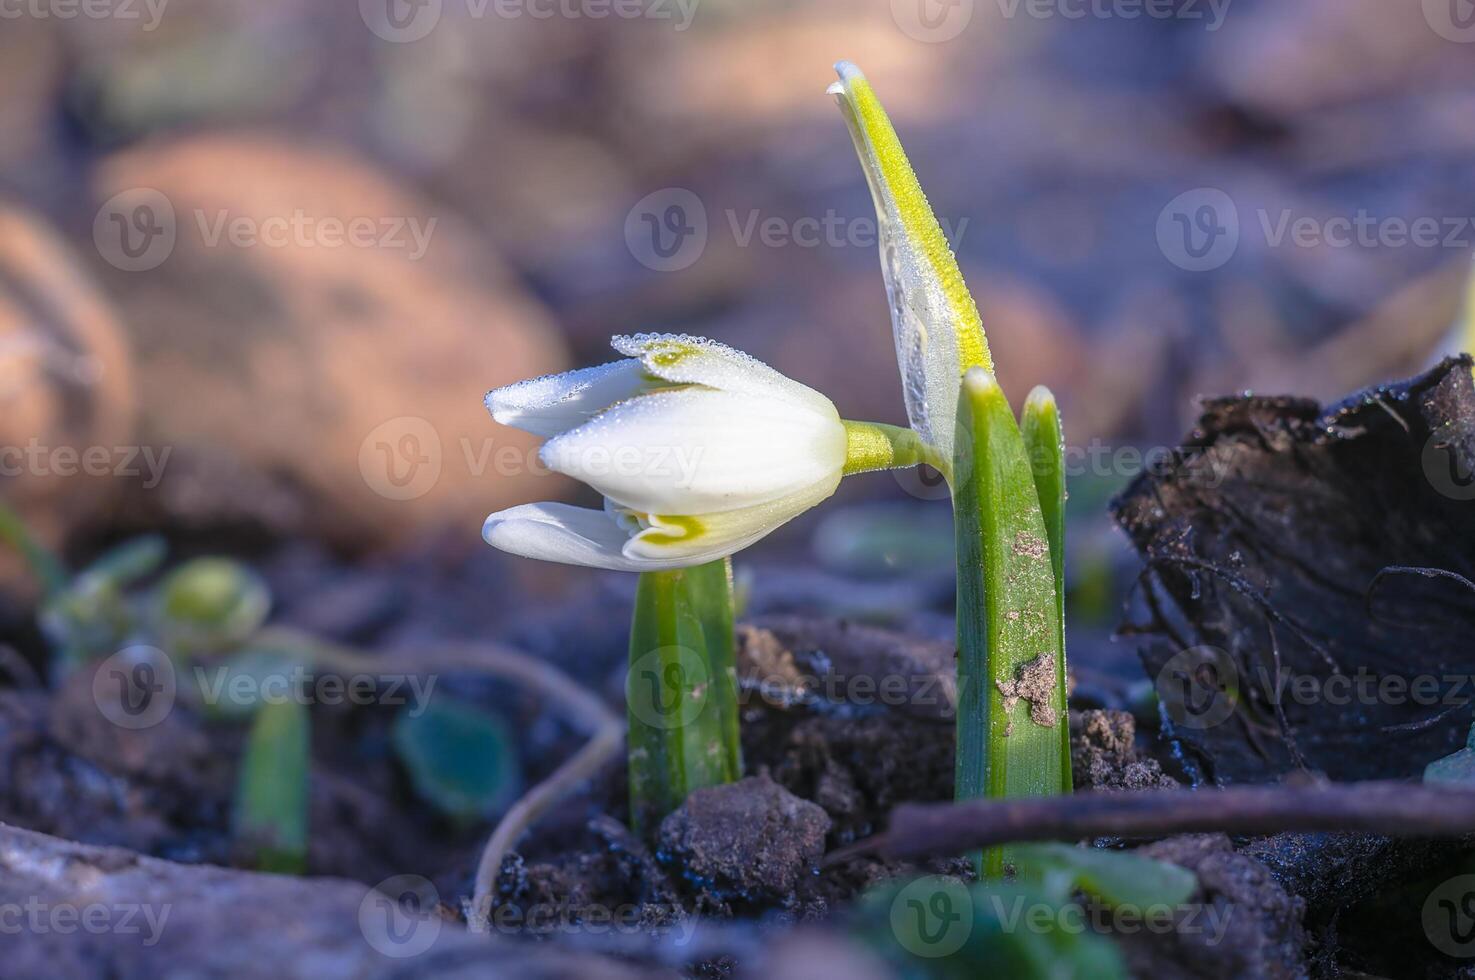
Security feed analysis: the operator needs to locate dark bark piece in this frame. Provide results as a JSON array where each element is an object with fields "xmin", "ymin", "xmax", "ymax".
[{"xmin": 1113, "ymin": 356, "xmax": 1475, "ymax": 784}]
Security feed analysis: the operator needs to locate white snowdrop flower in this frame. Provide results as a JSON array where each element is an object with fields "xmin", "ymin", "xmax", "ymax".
[{"xmin": 482, "ymin": 333, "xmax": 932, "ymax": 571}]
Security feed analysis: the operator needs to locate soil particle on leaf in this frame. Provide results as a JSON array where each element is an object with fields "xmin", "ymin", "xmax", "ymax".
[
  {"xmin": 658, "ymin": 774, "xmax": 830, "ymax": 905},
  {"xmin": 1012, "ymin": 531, "xmax": 1047, "ymax": 560},
  {"xmin": 1070, "ymin": 709, "xmax": 1179, "ymax": 791},
  {"xmin": 1121, "ymin": 834, "xmax": 1307, "ymax": 979},
  {"xmin": 996, "ymin": 652, "xmax": 1058, "ymax": 730}
]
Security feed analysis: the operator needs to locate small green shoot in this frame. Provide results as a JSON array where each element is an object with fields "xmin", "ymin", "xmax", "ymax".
[
  {"xmin": 1020, "ymin": 387, "xmax": 1071, "ymax": 792},
  {"xmin": 234, "ymin": 698, "xmax": 310, "ymax": 874}
]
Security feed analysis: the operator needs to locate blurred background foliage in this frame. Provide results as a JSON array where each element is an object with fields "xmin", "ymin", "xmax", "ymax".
[{"xmin": 2, "ymin": 0, "xmax": 1474, "ymax": 642}]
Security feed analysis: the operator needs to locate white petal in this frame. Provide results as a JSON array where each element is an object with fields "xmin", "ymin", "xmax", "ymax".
[
  {"xmin": 611, "ymin": 333, "xmax": 836, "ymax": 417},
  {"xmin": 540, "ymin": 388, "xmax": 846, "ymax": 515},
  {"xmin": 482, "ymin": 502, "xmax": 732, "ymax": 572},
  {"xmin": 485, "ymin": 359, "xmax": 647, "ymax": 438},
  {"xmin": 620, "ymin": 472, "xmax": 842, "ymax": 563}
]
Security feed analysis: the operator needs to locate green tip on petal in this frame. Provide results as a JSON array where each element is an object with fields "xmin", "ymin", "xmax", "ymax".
[{"xmin": 1024, "ymin": 385, "xmax": 1057, "ymax": 413}]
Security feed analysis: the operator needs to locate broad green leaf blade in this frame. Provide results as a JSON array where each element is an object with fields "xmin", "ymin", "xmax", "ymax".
[
  {"xmin": 392, "ymin": 697, "xmax": 520, "ymax": 824},
  {"xmin": 1020, "ymin": 387, "xmax": 1071, "ymax": 792},
  {"xmin": 234, "ymin": 698, "xmax": 310, "ymax": 874},
  {"xmin": 953, "ymin": 369, "xmax": 1066, "ymax": 877},
  {"xmin": 830, "ymin": 60, "xmax": 990, "ymax": 461},
  {"xmin": 1012, "ymin": 843, "xmax": 1197, "ymax": 910},
  {"xmin": 857, "ymin": 878, "xmax": 1128, "ymax": 979},
  {"xmin": 626, "ymin": 559, "xmax": 740, "ymax": 836}
]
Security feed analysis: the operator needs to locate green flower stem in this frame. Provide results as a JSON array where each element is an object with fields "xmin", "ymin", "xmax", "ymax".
[
  {"xmin": 626, "ymin": 558, "xmax": 740, "ymax": 836},
  {"xmin": 842, "ymin": 419, "xmax": 950, "ymax": 478},
  {"xmin": 952, "ymin": 369, "xmax": 1067, "ymax": 878},
  {"xmin": 1021, "ymin": 387, "xmax": 1072, "ymax": 793},
  {"xmin": 234, "ymin": 698, "xmax": 310, "ymax": 874}
]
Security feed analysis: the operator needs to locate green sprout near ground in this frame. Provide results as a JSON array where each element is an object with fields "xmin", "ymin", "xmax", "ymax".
[
  {"xmin": 0, "ymin": 499, "xmax": 518, "ymax": 875},
  {"xmin": 830, "ymin": 61, "xmax": 1071, "ymax": 876}
]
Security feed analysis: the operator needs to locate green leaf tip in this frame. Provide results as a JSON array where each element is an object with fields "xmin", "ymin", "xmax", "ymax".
[{"xmin": 831, "ymin": 60, "xmax": 990, "ymax": 461}]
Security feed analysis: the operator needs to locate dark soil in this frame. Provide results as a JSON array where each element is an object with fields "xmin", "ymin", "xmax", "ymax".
[{"xmin": 5, "ymin": 361, "xmax": 1475, "ymax": 975}]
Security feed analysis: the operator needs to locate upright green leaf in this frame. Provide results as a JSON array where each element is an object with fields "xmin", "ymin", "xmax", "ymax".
[
  {"xmin": 626, "ymin": 558, "xmax": 741, "ymax": 836},
  {"xmin": 1020, "ymin": 387, "xmax": 1071, "ymax": 792},
  {"xmin": 234, "ymin": 698, "xmax": 310, "ymax": 874},
  {"xmin": 953, "ymin": 369, "xmax": 1066, "ymax": 877}
]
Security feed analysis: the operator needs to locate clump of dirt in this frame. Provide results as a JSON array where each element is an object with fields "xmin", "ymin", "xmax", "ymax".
[
  {"xmin": 996, "ymin": 652, "xmax": 1058, "ymax": 732},
  {"xmin": 1122, "ymin": 834, "xmax": 1307, "ymax": 979},
  {"xmin": 1071, "ymin": 709, "xmax": 1179, "ymax": 791},
  {"xmin": 658, "ymin": 775, "xmax": 830, "ymax": 906}
]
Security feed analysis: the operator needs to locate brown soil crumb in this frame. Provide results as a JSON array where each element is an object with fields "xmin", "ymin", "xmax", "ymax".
[
  {"xmin": 1011, "ymin": 531, "xmax": 1047, "ymax": 560},
  {"xmin": 995, "ymin": 653, "xmax": 1058, "ymax": 729},
  {"xmin": 1070, "ymin": 709, "xmax": 1178, "ymax": 791}
]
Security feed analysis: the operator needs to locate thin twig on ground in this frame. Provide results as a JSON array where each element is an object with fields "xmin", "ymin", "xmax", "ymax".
[{"xmin": 828, "ymin": 781, "xmax": 1475, "ymax": 864}]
